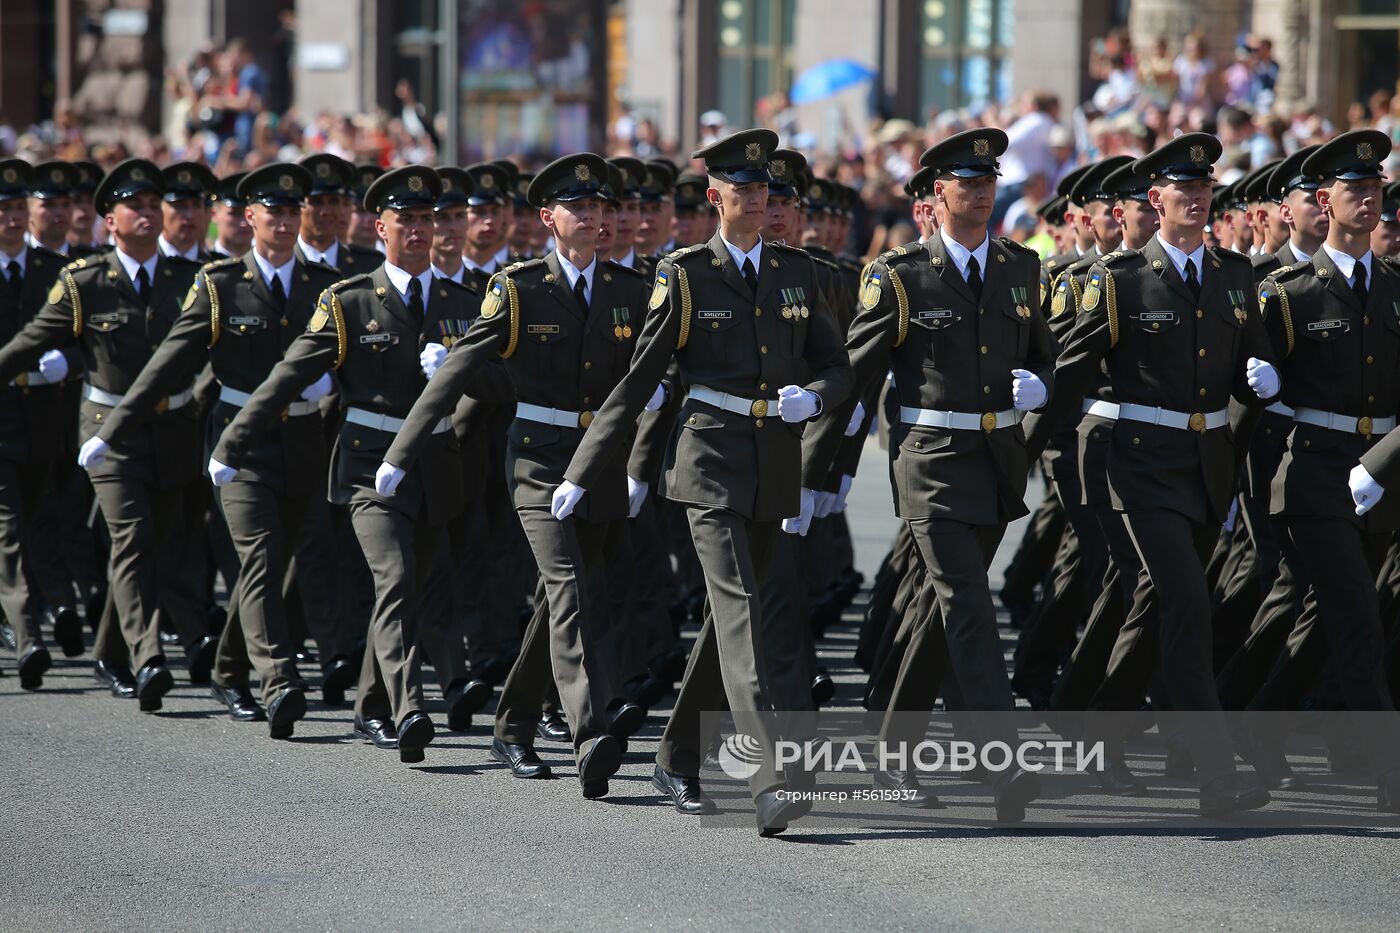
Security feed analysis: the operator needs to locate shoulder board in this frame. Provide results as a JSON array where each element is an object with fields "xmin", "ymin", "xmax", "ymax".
[
  {"xmin": 876, "ymin": 244, "xmax": 918, "ymax": 266},
  {"xmin": 164, "ymin": 255, "xmax": 203, "ymax": 268},
  {"xmin": 809, "ymin": 253, "xmax": 840, "ymax": 272},
  {"xmin": 62, "ymin": 256, "xmax": 93, "ymax": 274},
  {"xmin": 997, "ymin": 236, "xmax": 1040, "ymax": 260},
  {"xmin": 1098, "ymin": 249, "xmax": 1138, "ymax": 267},
  {"xmin": 1381, "ymin": 254, "xmax": 1400, "ymax": 267},
  {"xmin": 503, "ymin": 256, "xmax": 546, "ymax": 277},
  {"xmin": 1266, "ymin": 261, "xmax": 1310, "ymax": 281},
  {"xmin": 199, "ymin": 256, "xmax": 244, "ymax": 275},
  {"xmin": 328, "ymin": 273, "xmax": 372, "ymax": 293},
  {"xmin": 666, "ymin": 243, "xmax": 710, "ymax": 264},
  {"xmin": 433, "ymin": 276, "xmax": 474, "ymax": 295},
  {"xmin": 605, "ymin": 259, "xmax": 647, "ymax": 279},
  {"xmin": 28, "ymin": 245, "xmax": 68, "ymax": 266},
  {"xmin": 767, "ymin": 241, "xmax": 809, "ymax": 257},
  {"xmin": 1211, "ymin": 248, "xmax": 1251, "ymax": 265}
]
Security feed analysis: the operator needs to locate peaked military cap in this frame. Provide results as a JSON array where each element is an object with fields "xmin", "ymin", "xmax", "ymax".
[
  {"xmin": 608, "ymin": 157, "xmax": 645, "ymax": 198},
  {"xmin": 1382, "ymin": 180, "xmax": 1400, "ymax": 223},
  {"xmin": 1101, "ymin": 159, "xmax": 1152, "ymax": 202},
  {"xmin": 162, "ymin": 161, "xmax": 217, "ymax": 202},
  {"xmin": 1267, "ymin": 145, "xmax": 1321, "ymax": 202},
  {"xmin": 674, "ymin": 173, "xmax": 708, "ymax": 211},
  {"xmin": 95, "ymin": 158, "xmax": 164, "ymax": 214},
  {"xmin": 511, "ymin": 172, "xmax": 534, "ymax": 209},
  {"xmin": 215, "ymin": 173, "xmax": 248, "ymax": 206},
  {"xmin": 1070, "ymin": 155, "xmax": 1134, "ymax": 204},
  {"xmin": 72, "ymin": 160, "xmax": 101, "ymax": 195},
  {"xmin": 1238, "ymin": 160, "xmax": 1281, "ymax": 204},
  {"xmin": 1301, "ymin": 129, "xmax": 1391, "ymax": 182},
  {"xmin": 904, "ymin": 165, "xmax": 938, "ymax": 200},
  {"xmin": 237, "ymin": 163, "xmax": 313, "ymax": 207},
  {"xmin": 464, "ymin": 162, "xmax": 511, "ymax": 205},
  {"xmin": 363, "ymin": 165, "xmax": 441, "ymax": 213},
  {"xmin": 1135, "ymin": 132, "xmax": 1221, "ymax": 183},
  {"xmin": 1036, "ymin": 194, "xmax": 1068, "ymax": 224},
  {"xmin": 490, "ymin": 159, "xmax": 521, "ymax": 190},
  {"xmin": 0, "ymin": 159, "xmax": 31, "ymax": 201},
  {"xmin": 352, "ymin": 163, "xmax": 384, "ymax": 200},
  {"xmin": 767, "ymin": 148, "xmax": 807, "ymax": 199},
  {"xmin": 435, "ymin": 166, "xmax": 476, "ymax": 207},
  {"xmin": 601, "ymin": 163, "xmax": 625, "ymax": 204},
  {"xmin": 1056, "ymin": 163, "xmax": 1094, "ymax": 202},
  {"xmin": 919, "ymin": 127, "xmax": 1007, "ymax": 178},
  {"xmin": 527, "ymin": 153, "xmax": 609, "ymax": 208},
  {"xmin": 301, "ymin": 154, "xmax": 354, "ymax": 196},
  {"xmin": 642, "ymin": 159, "xmax": 678, "ymax": 201},
  {"xmin": 30, "ymin": 161, "xmax": 78, "ymax": 199},
  {"xmin": 692, "ymin": 128, "xmax": 778, "ymax": 184}
]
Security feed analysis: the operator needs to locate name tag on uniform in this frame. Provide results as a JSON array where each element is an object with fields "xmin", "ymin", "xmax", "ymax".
[
  {"xmin": 1139, "ymin": 311, "xmax": 1175, "ymax": 323},
  {"xmin": 359, "ymin": 332, "xmax": 394, "ymax": 344},
  {"xmin": 1307, "ymin": 319, "xmax": 1348, "ymax": 332},
  {"xmin": 90, "ymin": 312, "xmax": 124, "ymax": 324},
  {"xmin": 915, "ymin": 309, "xmax": 953, "ymax": 321},
  {"xmin": 698, "ymin": 310, "xmax": 731, "ymax": 320},
  {"xmin": 228, "ymin": 315, "xmax": 264, "ymax": 327},
  {"xmin": 527, "ymin": 324, "xmax": 560, "ymax": 334}
]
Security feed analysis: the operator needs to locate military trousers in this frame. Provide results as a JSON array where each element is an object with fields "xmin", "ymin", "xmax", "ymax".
[{"xmin": 0, "ymin": 459, "xmax": 51, "ymax": 657}]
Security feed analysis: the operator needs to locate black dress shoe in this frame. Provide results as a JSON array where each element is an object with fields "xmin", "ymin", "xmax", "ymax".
[
  {"xmin": 873, "ymin": 768, "xmax": 943, "ymax": 809},
  {"xmin": 210, "ymin": 683, "xmax": 266, "ymax": 722},
  {"xmin": 353, "ymin": 716, "xmax": 399, "ymax": 749},
  {"xmin": 1199, "ymin": 773, "xmax": 1271, "ymax": 817},
  {"xmin": 755, "ymin": 787, "xmax": 811, "ymax": 837},
  {"xmin": 1377, "ymin": 768, "xmax": 1400, "ymax": 813},
  {"xmin": 0, "ymin": 621, "xmax": 15, "ymax": 650},
  {"xmin": 1243, "ymin": 735, "xmax": 1305, "ymax": 791},
  {"xmin": 476, "ymin": 655, "xmax": 510, "ymax": 687},
  {"xmin": 651, "ymin": 765, "xmax": 717, "ymax": 815},
  {"xmin": 186, "ymin": 636, "xmax": 217, "ymax": 685},
  {"xmin": 52, "ymin": 606, "xmax": 84, "ymax": 658},
  {"xmin": 490, "ymin": 738, "xmax": 552, "ymax": 778},
  {"xmin": 445, "ymin": 678, "xmax": 493, "ymax": 731},
  {"xmin": 94, "ymin": 661, "xmax": 137, "ymax": 699},
  {"xmin": 135, "ymin": 663, "xmax": 174, "ymax": 712},
  {"xmin": 320, "ymin": 657, "xmax": 355, "ymax": 706},
  {"xmin": 994, "ymin": 767, "xmax": 1042, "ymax": 823},
  {"xmin": 627, "ymin": 674, "xmax": 669, "ymax": 709},
  {"xmin": 1096, "ymin": 752, "xmax": 1147, "ymax": 796},
  {"xmin": 267, "ymin": 687, "xmax": 307, "ymax": 740},
  {"xmin": 607, "ymin": 701, "xmax": 646, "ymax": 739},
  {"xmin": 83, "ymin": 588, "xmax": 104, "ymax": 634},
  {"xmin": 536, "ymin": 710, "xmax": 571, "ymax": 742},
  {"xmin": 159, "ymin": 627, "xmax": 179, "ymax": 646},
  {"xmin": 397, "ymin": 711, "xmax": 434, "ymax": 763},
  {"xmin": 17, "ymin": 646, "xmax": 51, "ymax": 691},
  {"xmin": 810, "ymin": 670, "xmax": 836, "ymax": 707},
  {"xmin": 578, "ymin": 734, "xmax": 623, "ymax": 798}
]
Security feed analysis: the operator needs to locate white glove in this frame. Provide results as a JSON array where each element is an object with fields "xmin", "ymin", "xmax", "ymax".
[
  {"xmin": 1223, "ymin": 498, "xmax": 1239, "ymax": 532},
  {"xmin": 208, "ymin": 457, "xmax": 237, "ymax": 487},
  {"xmin": 644, "ymin": 383, "xmax": 667, "ymax": 412},
  {"xmin": 1246, "ymin": 357, "xmax": 1280, "ymax": 400},
  {"xmin": 812, "ymin": 490, "xmax": 838, "ymax": 519},
  {"xmin": 1011, "ymin": 369, "xmax": 1047, "ymax": 411},
  {"xmin": 420, "ymin": 342, "xmax": 448, "ymax": 380},
  {"xmin": 38, "ymin": 349, "xmax": 69, "ymax": 383},
  {"xmin": 845, "ymin": 401, "xmax": 866, "ymax": 437},
  {"xmin": 375, "ymin": 461, "xmax": 405, "ymax": 496},
  {"xmin": 833, "ymin": 474, "xmax": 854, "ymax": 512},
  {"xmin": 781, "ymin": 487, "xmax": 817, "ymax": 536},
  {"xmin": 1350, "ymin": 464, "xmax": 1384, "ymax": 516},
  {"xmin": 551, "ymin": 480, "xmax": 585, "ymax": 520},
  {"xmin": 777, "ymin": 385, "xmax": 820, "ymax": 423},
  {"xmin": 300, "ymin": 371, "xmax": 333, "ymax": 401},
  {"xmin": 77, "ymin": 436, "xmax": 109, "ymax": 469},
  {"xmin": 626, "ymin": 475, "xmax": 649, "ymax": 518}
]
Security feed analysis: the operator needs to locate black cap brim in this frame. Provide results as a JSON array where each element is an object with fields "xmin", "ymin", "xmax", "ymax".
[{"xmin": 709, "ymin": 168, "xmax": 771, "ymax": 184}]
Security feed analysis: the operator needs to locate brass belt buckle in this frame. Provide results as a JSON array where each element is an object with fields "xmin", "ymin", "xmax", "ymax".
[
  {"xmin": 1188, "ymin": 412, "xmax": 1206, "ymax": 433},
  {"xmin": 579, "ymin": 410, "xmax": 594, "ymax": 429},
  {"xmin": 1357, "ymin": 415, "xmax": 1373, "ymax": 437},
  {"xmin": 980, "ymin": 411, "xmax": 998, "ymax": 433},
  {"xmin": 750, "ymin": 399, "xmax": 768, "ymax": 418}
]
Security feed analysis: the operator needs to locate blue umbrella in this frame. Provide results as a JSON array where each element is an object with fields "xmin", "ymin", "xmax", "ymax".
[{"xmin": 788, "ymin": 59, "xmax": 876, "ymax": 105}]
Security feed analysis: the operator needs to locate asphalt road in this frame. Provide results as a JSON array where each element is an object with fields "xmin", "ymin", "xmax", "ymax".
[{"xmin": 4, "ymin": 439, "xmax": 1399, "ymax": 932}]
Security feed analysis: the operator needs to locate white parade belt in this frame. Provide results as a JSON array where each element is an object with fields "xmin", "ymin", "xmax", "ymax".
[
  {"xmin": 516, "ymin": 402, "xmax": 594, "ymax": 429},
  {"xmin": 344, "ymin": 406, "xmax": 450, "ymax": 435},
  {"xmin": 1116, "ymin": 403, "xmax": 1228, "ymax": 433},
  {"xmin": 219, "ymin": 385, "xmax": 318, "ymax": 418},
  {"xmin": 1081, "ymin": 399, "xmax": 1120, "ymax": 420},
  {"xmin": 899, "ymin": 406, "xmax": 1022, "ymax": 432},
  {"xmin": 84, "ymin": 382, "xmax": 193, "ymax": 413},
  {"xmin": 1293, "ymin": 407, "xmax": 1394, "ymax": 437},
  {"xmin": 690, "ymin": 384, "xmax": 779, "ymax": 419}
]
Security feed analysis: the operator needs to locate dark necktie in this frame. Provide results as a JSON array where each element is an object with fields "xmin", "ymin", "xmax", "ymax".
[
  {"xmin": 407, "ymin": 275, "xmax": 424, "ymax": 327},
  {"xmin": 1184, "ymin": 258, "xmax": 1201, "ymax": 301},
  {"xmin": 573, "ymin": 274, "xmax": 590, "ymax": 314},
  {"xmin": 135, "ymin": 265, "xmax": 150, "ymax": 305},
  {"xmin": 1353, "ymin": 261, "xmax": 1368, "ymax": 306},
  {"xmin": 741, "ymin": 257, "xmax": 758, "ymax": 296},
  {"xmin": 966, "ymin": 255, "xmax": 983, "ymax": 299},
  {"xmin": 269, "ymin": 272, "xmax": 286, "ymax": 312},
  {"xmin": 6, "ymin": 260, "xmax": 20, "ymax": 296}
]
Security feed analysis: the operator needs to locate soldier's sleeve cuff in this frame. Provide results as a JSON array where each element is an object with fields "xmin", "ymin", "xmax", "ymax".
[{"xmin": 810, "ymin": 392, "xmax": 823, "ymax": 418}]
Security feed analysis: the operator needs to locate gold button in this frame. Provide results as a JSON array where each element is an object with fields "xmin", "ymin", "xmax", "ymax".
[
  {"xmin": 1367, "ymin": 355, "xmax": 1374, "ymax": 364},
  {"xmin": 584, "ymin": 361, "xmax": 592, "ymax": 370},
  {"xmin": 523, "ymin": 436, "xmax": 531, "ymax": 444},
  {"xmin": 94, "ymin": 412, "xmax": 103, "ymax": 421},
  {"xmin": 914, "ymin": 441, "xmax": 923, "ymax": 449},
  {"xmin": 754, "ymin": 418, "xmax": 764, "ymax": 427},
  {"xmin": 760, "ymin": 345, "xmax": 768, "ymax": 354},
  {"xmin": 1199, "ymin": 388, "xmax": 1207, "ymax": 397},
  {"xmin": 280, "ymin": 412, "xmax": 289, "ymax": 422},
  {"xmin": 352, "ymin": 439, "xmax": 360, "ymax": 448},
  {"xmin": 224, "ymin": 417, "xmax": 231, "ymax": 425},
  {"xmin": 1152, "ymin": 323, "xmax": 1160, "ymax": 330},
  {"xmin": 1196, "ymin": 309, "xmax": 1204, "ymax": 319},
  {"xmin": 1365, "ymin": 316, "xmax": 1371, "ymax": 325},
  {"xmin": 1198, "ymin": 348, "xmax": 1206, "ymax": 358},
  {"xmin": 983, "ymin": 386, "xmax": 991, "ymax": 395},
  {"xmin": 1321, "ymin": 331, "xmax": 1329, "ymax": 339},
  {"xmin": 1303, "ymin": 439, "xmax": 1310, "ymax": 447},
  {"xmin": 754, "ymin": 308, "xmax": 762, "ymax": 317},
  {"xmin": 540, "ymin": 334, "xmax": 547, "ymax": 342},
  {"xmin": 239, "ymin": 324, "xmax": 248, "ymax": 333},
  {"xmin": 1132, "ymin": 437, "xmax": 1140, "ymax": 445},
  {"xmin": 281, "ymin": 318, "xmax": 289, "ymax": 327},
  {"xmin": 980, "ymin": 345, "xmax": 988, "ymax": 354},
  {"xmin": 582, "ymin": 397, "xmax": 591, "ymax": 406},
  {"xmin": 712, "ymin": 322, "xmax": 720, "ymax": 329},
  {"xmin": 687, "ymin": 417, "xmax": 696, "ymax": 425},
  {"xmin": 1369, "ymin": 395, "xmax": 1376, "ymax": 403},
  {"xmin": 759, "ymin": 382, "xmax": 767, "ymax": 391}
]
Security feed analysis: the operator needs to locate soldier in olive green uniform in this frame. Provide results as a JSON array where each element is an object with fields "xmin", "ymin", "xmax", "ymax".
[
  {"xmin": 379, "ymin": 153, "xmax": 647, "ymax": 799},
  {"xmin": 0, "ymin": 159, "xmax": 208, "ymax": 711},
  {"xmin": 211, "ymin": 166, "xmax": 476, "ymax": 764},
  {"xmin": 0, "ymin": 160, "xmax": 86, "ymax": 688},
  {"xmin": 79, "ymin": 164, "xmax": 343, "ymax": 739},
  {"xmin": 556, "ymin": 129, "xmax": 853, "ymax": 835}
]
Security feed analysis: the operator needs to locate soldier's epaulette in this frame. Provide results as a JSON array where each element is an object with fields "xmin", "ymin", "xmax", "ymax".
[
  {"xmin": 164, "ymin": 254, "xmax": 204, "ymax": 268},
  {"xmin": 502, "ymin": 256, "xmax": 546, "ymax": 277},
  {"xmin": 875, "ymin": 243, "xmax": 918, "ymax": 267},
  {"xmin": 434, "ymin": 276, "xmax": 476, "ymax": 296},
  {"xmin": 664, "ymin": 243, "xmax": 710, "ymax": 265},
  {"xmin": 1211, "ymin": 247, "xmax": 1252, "ymax": 267},
  {"xmin": 328, "ymin": 273, "xmax": 371, "ymax": 293},
  {"xmin": 199, "ymin": 256, "xmax": 244, "ymax": 275},
  {"xmin": 766, "ymin": 241, "xmax": 809, "ymax": 257},
  {"xmin": 1044, "ymin": 257, "xmax": 1060, "ymax": 272},
  {"xmin": 62, "ymin": 256, "xmax": 94, "ymax": 275},
  {"xmin": 997, "ymin": 236, "xmax": 1040, "ymax": 261},
  {"xmin": 1266, "ymin": 261, "xmax": 1310, "ymax": 281},
  {"xmin": 27, "ymin": 245, "xmax": 67, "ymax": 267},
  {"xmin": 604, "ymin": 259, "xmax": 647, "ymax": 279},
  {"xmin": 1096, "ymin": 249, "xmax": 1138, "ymax": 267}
]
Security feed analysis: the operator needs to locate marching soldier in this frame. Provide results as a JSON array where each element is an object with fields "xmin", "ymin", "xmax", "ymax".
[
  {"xmin": 158, "ymin": 163, "xmax": 216, "ymax": 262},
  {"xmin": 555, "ymin": 129, "xmax": 853, "ymax": 834},
  {"xmin": 1026, "ymin": 134, "xmax": 1277, "ymax": 815},
  {"xmin": 1250, "ymin": 130, "xmax": 1400, "ymax": 809},
  {"xmin": 26, "ymin": 162, "xmax": 79, "ymax": 255},
  {"xmin": 640, "ymin": 159, "xmax": 678, "ymax": 261},
  {"xmin": 347, "ymin": 163, "xmax": 385, "ymax": 252},
  {"xmin": 378, "ymin": 153, "xmax": 648, "ymax": 799},
  {"xmin": 76, "ymin": 164, "xmax": 342, "ymax": 739},
  {"xmin": 462, "ymin": 162, "xmax": 513, "ymax": 277},
  {"xmin": 0, "ymin": 159, "xmax": 85, "ymax": 688},
  {"xmin": 209, "ymin": 166, "xmax": 477, "ymax": 764},
  {"xmin": 68, "ymin": 161, "xmax": 105, "ymax": 258},
  {"xmin": 804, "ymin": 128, "xmax": 1052, "ymax": 820},
  {"xmin": 0, "ymin": 159, "xmax": 209, "ymax": 711},
  {"xmin": 297, "ymin": 155, "xmax": 383, "ymax": 274},
  {"xmin": 208, "ymin": 174, "xmax": 252, "ymax": 259}
]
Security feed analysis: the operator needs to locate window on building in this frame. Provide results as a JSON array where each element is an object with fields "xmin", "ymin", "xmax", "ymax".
[
  {"xmin": 919, "ymin": 0, "xmax": 1014, "ymax": 114},
  {"xmin": 716, "ymin": 0, "xmax": 796, "ymax": 125}
]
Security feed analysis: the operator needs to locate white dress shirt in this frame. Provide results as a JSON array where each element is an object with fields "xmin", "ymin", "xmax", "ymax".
[
  {"xmin": 0, "ymin": 245, "xmax": 28, "ymax": 279},
  {"xmin": 939, "ymin": 230, "xmax": 990, "ymax": 282},
  {"xmin": 381, "ymin": 261, "xmax": 434, "ymax": 307},
  {"xmin": 1155, "ymin": 234, "xmax": 1206, "ymax": 283},
  {"xmin": 298, "ymin": 236, "xmax": 339, "ymax": 269},
  {"xmin": 252, "ymin": 250, "xmax": 295, "ymax": 296},
  {"xmin": 1321, "ymin": 244, "xmax": 1373, "ymax": 287},
  {"xmin": 157, "ymin": 235, "xmax": 200, "ymax": 261},
  {"xmin": 719, "ymin": 234, "xmax": 763, "ymax": 277},
  {"xmin": 114, "ymin": 248, "xmax": 159, "ymax": 293},
  {"xmin": 432, "ymin": 263, "xmax": 466, "ymax": 284},
  {"xmin": 555, "ymin": 250, "xmax": 596, "ymax": 305}
]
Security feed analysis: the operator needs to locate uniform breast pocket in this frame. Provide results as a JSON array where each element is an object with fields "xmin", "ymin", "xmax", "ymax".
[
  {"xmin": 522, "ymin": 321, "xmax": 572, "ymax": 367},
  {"xmin": 777, "ymin": 311, "xmax": 808, "ymax": 358},
  {"xmin": 908, "ymin": 309, "xmax": 962, "ymax": 369},
  {"xmin": 999, "ymin": 303, "xmax": 1031, "ymax": 359},
  {"xmin": 220, "ymin": 315, "xmax": 273, "ymax": 365},
  {"xmin": 1298, "ymin": 315, "xmax": 1351, "ymax": 373},
  {"xmin": 696, "ymin": 310, "xmax": 742, "ymax": 352}
]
